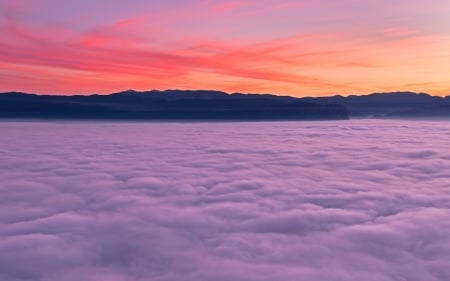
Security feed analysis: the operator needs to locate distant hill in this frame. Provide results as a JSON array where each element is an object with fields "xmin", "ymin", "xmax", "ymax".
[
  {"xmin": 299, "ymin": 92, "xmax": 450, "ymax": 118},
  {"xmin": 2, "ymin": 90, "xmax": 449, "ymax": 120},
  {"xmin": 0, "ymin": 90, "xmax": 349, "ymax": 121}
]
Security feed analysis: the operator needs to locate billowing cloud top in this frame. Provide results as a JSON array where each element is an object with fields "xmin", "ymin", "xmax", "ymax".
[
  {"xmin": 1, "ymin": 120, "xmax": 450, "ymax": 280},
  {"xmin": 0, "ymin": 0, "xmax": 450, "ymax": 95}
]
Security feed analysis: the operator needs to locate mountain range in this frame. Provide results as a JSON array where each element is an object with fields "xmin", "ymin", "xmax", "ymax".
[
  {"xmin": 0, "ymin": 90, "xmax": 449, "ymax": 120},
  {"xmin": 0, "ymin": 90, "xmax": 348, "ymax": 121},
  {"xmin": 300, "ymin": 92, "xmax": 450, "ymax": 118}
]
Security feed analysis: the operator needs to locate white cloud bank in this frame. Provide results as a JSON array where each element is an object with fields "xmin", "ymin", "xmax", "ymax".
[{"xmin": 1, "ymin": 120, "xmax": 450, "ymax": 281}]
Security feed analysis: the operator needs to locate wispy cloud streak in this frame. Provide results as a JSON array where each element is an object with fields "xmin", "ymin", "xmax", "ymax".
[{"xmin": 0, "ymin": 0, "xmax": 449, "ymax": 95}]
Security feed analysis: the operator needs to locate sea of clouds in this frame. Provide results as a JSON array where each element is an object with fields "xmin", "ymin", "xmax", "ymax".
[{"xmin": 1, "ymin": 120, "xmax": 450, "ymax": 281}]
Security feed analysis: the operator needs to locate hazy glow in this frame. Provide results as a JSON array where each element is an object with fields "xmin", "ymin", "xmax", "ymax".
[
  {"xmin": 0, "ymin": 0, "xmax": 450, "ymax": 95},
  {"xmin": 1, "ymin": 120, "xmax": 450, "ymax": 280}
]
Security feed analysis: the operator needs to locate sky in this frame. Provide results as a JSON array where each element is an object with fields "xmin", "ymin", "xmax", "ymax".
[
  {"xmin": 1, "ymin": 120, "xmax": 450, "ymax": 280},
  {"xmin": 1, "ymin": 0, "xmax": 450, "ymax": 96}
]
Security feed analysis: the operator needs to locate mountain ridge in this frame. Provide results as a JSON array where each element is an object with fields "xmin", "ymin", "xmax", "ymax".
[
  {"xmin": 0, "ymin": 90, "xmax": 348, "ymax": 121},
  {"xmin": 1, "ymin": 90, "xmax": 449, "ymax": 119}
]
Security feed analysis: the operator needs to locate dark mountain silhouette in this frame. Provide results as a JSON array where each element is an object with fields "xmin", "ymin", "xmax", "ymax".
[
  {"xmin": 386, "ymin": 104, "xmax": 450, "ymax": 118},
  {"xmin": 299, "ymin": 92, "xmax": 450, "ymax": 118},
  {"xmin": 2, "ymin": 90, "xmax": 449, "ymax": 120},
  {"xmin": 0, "ymin": 90, "xmax": 349, "ymax": 121}
]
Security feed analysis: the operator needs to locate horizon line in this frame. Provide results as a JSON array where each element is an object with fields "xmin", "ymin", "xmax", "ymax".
[{"xmin": 1, "ymin": 89, "xmax": 446, "ymax": 99}]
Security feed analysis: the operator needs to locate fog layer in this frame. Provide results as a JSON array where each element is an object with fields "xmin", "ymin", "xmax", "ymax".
[{"xmin": 1, "ymin": 120, "xmax": 449, "ymax": 281}]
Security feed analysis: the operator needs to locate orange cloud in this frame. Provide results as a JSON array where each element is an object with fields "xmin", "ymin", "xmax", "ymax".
[{"xmin": 1, "ymin": 3, "xmax": 449, "ymax": 96}]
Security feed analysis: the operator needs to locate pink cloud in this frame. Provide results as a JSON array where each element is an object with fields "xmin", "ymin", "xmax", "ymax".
[{"xmin": 0, "ymin": 0, "xmax": 449, "ymax": 95}]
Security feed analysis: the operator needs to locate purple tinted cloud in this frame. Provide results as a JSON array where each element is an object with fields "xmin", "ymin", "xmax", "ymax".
[{"xmin": 1, "ymin": 120, "xmax": 450, "ymax": 280}]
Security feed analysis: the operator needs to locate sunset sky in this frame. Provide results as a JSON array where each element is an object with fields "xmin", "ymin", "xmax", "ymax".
[{"xmin": 1, "ymin": 0, "xmax": 449, "ymax": 96}]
